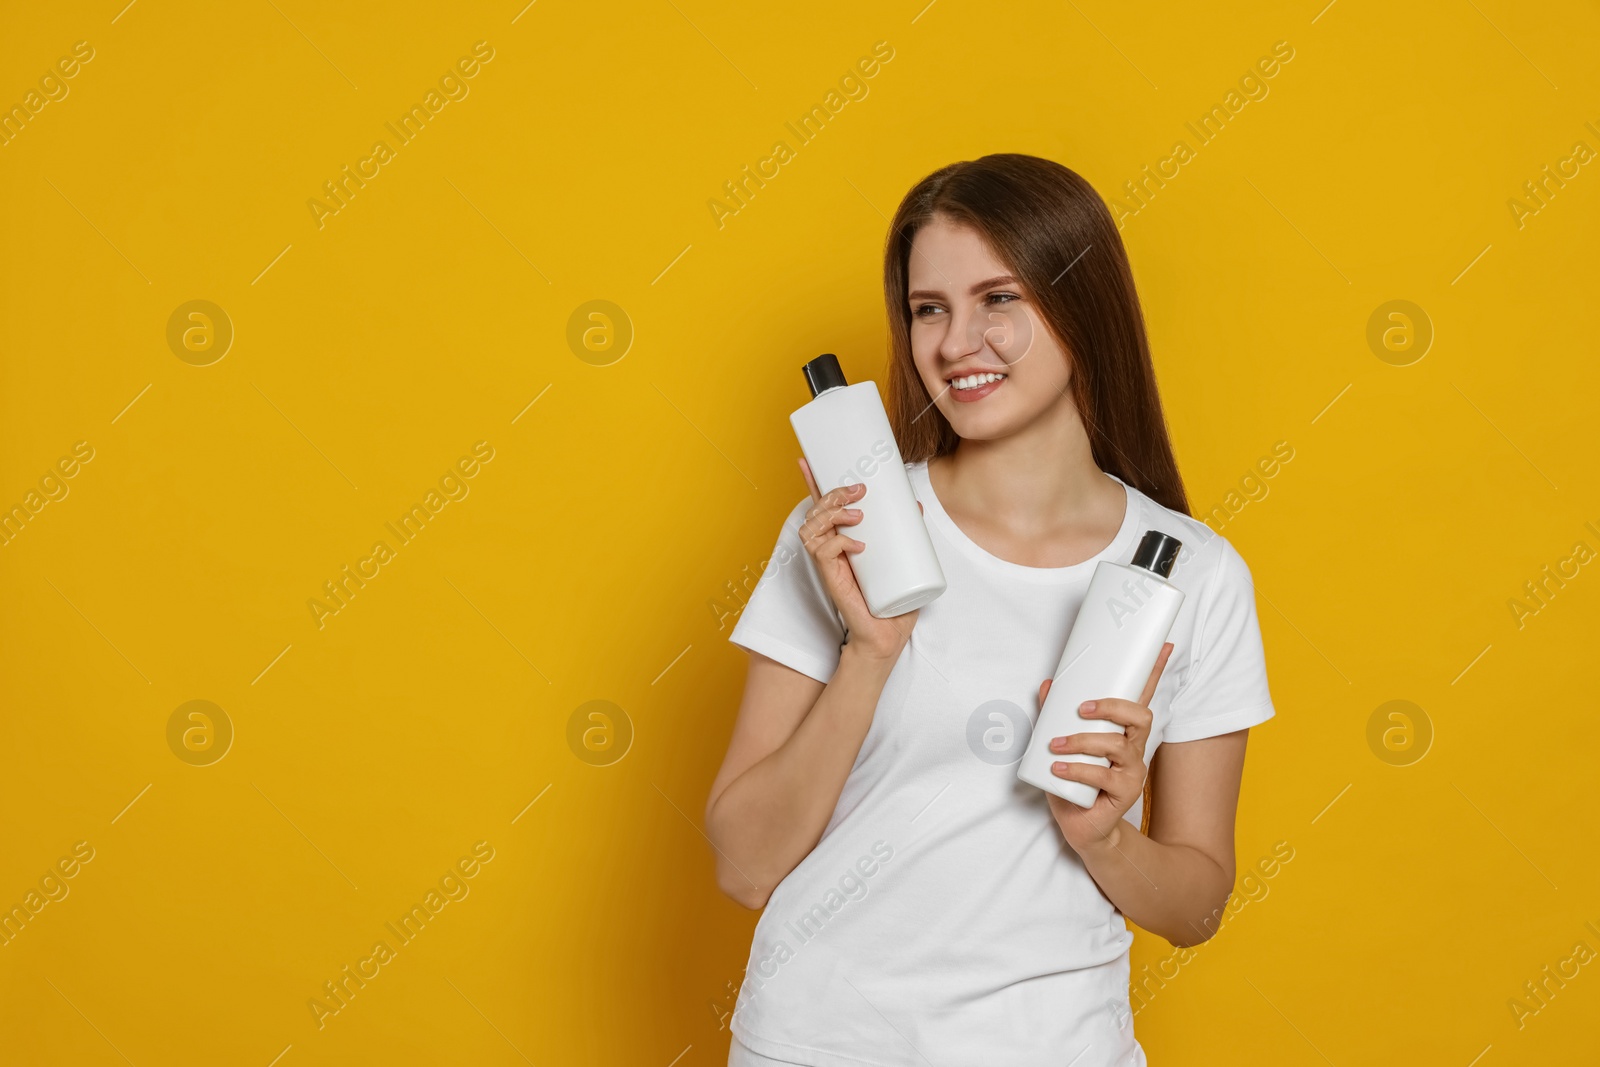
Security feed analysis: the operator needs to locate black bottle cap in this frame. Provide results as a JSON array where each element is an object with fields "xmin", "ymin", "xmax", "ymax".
[
  {"xmin": 1131, "ymin": 530, "xmax": 1182, "ymax": 578},
  {"xmin": 802, "ymin": 353, "xmax": 849, "ymax": 398}
]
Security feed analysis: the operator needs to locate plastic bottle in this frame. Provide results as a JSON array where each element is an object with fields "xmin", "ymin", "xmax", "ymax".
[
  {"xmin": 1017, "ymin": 530, "xmax": 1185, "ymax": 807},
  {"xmin": 788, "ymin": 353, "xmax": 947, "ymax": 618}
]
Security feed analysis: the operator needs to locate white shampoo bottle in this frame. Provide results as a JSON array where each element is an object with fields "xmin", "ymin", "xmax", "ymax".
[
  {"xmin": 789, "ymin": 353, "xmax": 947, "ymax": 618},
  {"xmin": 1017, "ymin": 530, "xmax": 1185, "ymax": 807}
]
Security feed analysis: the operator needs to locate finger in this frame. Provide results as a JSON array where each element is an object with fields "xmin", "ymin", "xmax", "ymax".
[
  {"xmin": 1038, "ymin": 677, "xmax": 1052, "ymax": 707},
  {"xmin": 1138, "ymin": 642, "xmax": 1174, "ymax": 708},
  {"xmin": 800, "ymin": 521, "xmax": 851, "ymax": 556},
  {"xmin": 800, "ymin": 495, "xmax": 865, "ymax": 546},
  {"xmin": 807, "ymin": 482, "xmax": 864, "ymax": 527},
  {"xmin": 917, "ymin": 500, "xmax": 924, "ymax": 514},
  {"xmin": 798, "ymin": 457, "xmax": 821, "ymax": 503},
  {"xmin": 1050, "ymin": 760, "xmax": 1116, "ymax": 791},
  {"xmin": 826, "ymin": 481, "xmax": 866, "ymax": 508},
  {"xmin": 1049, "ymin": 733, "xmax": 1141, "ymax": 765},
  {"xmin": 811, "ymin": 530, "xmax": 865, "ymax": 563},
  {"xmin": 1077, "ymin": 698, "xmax": 1150, "ymax": 731}
]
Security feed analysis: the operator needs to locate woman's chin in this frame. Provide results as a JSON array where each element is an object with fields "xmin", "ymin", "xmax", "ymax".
[{"xmin": 943, "ymin": 407, "xmax": 1025, "ymax": 441}]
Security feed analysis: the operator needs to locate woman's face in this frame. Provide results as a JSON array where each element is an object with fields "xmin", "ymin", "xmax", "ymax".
[{"xmin": 905, "ymin": 214, "xmax": 1074, "ymax": 441}]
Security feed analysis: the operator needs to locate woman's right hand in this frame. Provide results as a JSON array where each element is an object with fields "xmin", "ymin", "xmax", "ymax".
[{"xmin": 797, "ymin": 457, "xmax": 921, "ymax": 664}]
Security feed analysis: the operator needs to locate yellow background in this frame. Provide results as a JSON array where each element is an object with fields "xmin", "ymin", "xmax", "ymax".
[{"xmin": 2, "ymin": 0, "xmax": 1597, "ymax": 1063}]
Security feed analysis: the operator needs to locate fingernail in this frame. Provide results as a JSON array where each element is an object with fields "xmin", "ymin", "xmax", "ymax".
[{"xmin": 1080, "ymin": 700, "xmax": 1096, "ymax": 714}]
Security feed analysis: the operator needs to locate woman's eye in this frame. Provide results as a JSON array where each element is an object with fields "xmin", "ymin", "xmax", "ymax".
[{"xmin": 912, "ymin": 295, "xmax": 1015, "ymax": 318}]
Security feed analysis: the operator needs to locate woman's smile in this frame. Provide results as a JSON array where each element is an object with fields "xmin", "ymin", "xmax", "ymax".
[{"xmin": 948, "ymin": 372, "xmax": 1008, "ymax": 401}]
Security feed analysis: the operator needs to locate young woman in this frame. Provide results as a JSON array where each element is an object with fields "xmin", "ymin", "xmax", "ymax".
[{"xmin": 705, "ymin": 153, "xmax": 1275, "ymax": 1067}]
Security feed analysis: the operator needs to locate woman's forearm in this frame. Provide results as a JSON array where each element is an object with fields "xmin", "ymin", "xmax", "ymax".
[
  {"xmin": 706, "ymin": 645, "xmax": 898, "ymax": 908},
  {"xmin": 1074, "ymin": 821, "xmax": 1234, "ymax": 947}
]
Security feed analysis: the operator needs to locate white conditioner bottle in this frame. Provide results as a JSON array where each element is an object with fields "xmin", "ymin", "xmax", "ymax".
[
  {"xmin": 788, "ymin": 353, "xmax": 947, "ymax": 618},
  {"xmin": 1017, "ymin": 530, "xmax": 1185, "ymax": 807}
]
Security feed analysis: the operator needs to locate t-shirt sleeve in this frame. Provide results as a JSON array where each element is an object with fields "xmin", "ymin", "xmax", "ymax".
[
  {"xmin": 1163, "ymin": 536, "xmax": 1276, "ymax": 743},
  {"xmin": 727, "ymin": 496, "xmax": 848, "ymax": 684}
]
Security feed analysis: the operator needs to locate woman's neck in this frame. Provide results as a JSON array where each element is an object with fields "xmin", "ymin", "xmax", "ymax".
[{"xmin": 927, "ymin": 402, "xmax": 1127, "ymax": 565}]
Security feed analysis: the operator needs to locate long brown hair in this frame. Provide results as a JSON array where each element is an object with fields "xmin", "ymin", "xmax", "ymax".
[
  {"xmin": 881, "ymin": 154, "xmax": 1189, "ymax": 833},
  {"xmin": 881, "ymin": 153, "xmax": 1190, "ymax": 517}
]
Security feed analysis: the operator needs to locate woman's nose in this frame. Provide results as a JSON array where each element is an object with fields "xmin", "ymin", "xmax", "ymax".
[{"xmin": 940, "ymin": 309, "xmax": 984, "ymax": 360}]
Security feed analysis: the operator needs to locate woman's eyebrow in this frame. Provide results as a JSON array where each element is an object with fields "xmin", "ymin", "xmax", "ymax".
[{"xmin": 907, "ymin": 275, "xmax": 1019, "ymax": 301}]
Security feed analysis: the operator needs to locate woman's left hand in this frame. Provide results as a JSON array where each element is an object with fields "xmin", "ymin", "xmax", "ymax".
[{"xmin": 1037, "ymin": 642, "xmax": 1173, "ymax": 854}]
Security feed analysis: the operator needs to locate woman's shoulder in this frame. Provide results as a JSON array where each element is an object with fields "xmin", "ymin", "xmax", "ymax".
[{"xmin": 1123, "ymin": 482, "xmax": 1255, "ymax": 596}]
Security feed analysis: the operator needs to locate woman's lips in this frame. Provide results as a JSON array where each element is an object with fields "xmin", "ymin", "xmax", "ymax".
[{"xmin": 949, "ymin": 376, "xmax": 1005, "ymax": 403}]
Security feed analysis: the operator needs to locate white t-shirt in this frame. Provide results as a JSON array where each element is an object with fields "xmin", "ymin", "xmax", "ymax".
[{"xmin": 725, "ymin": 458, "xmax": 1276, "ymax": 1067}]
